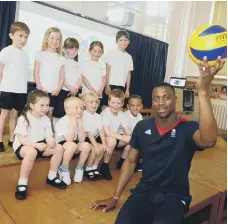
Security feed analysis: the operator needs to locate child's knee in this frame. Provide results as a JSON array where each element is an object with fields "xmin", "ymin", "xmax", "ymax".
[
  {"xmin": 64, "ymin": 142, "xmax": 77, "ymax": 152},
  {"xmin": 0, "ymin": 110, "xmax": 9, "ymax": 120},
  {"xmin": 9, "ymin": 109, "xmax": 18, "ymax": 119},
  {"xmin": 79, "ymin": 142, "xmax": 91, "ymax": 153},
  {"xmin": 55, "ymin": 144, "xmax": 64, "ymax": 154},
  {"xmin": 24, "ymin": 147, "xmax": 38, "ymax": 159},
  {"xmin": 106, "ymin": 137, "xmax": 117, "ymax": 148}
]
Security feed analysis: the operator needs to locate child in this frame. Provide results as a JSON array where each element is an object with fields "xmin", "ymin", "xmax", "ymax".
[
  {"xmin": 53, "ymin": 37, "xmax": 83, "ymax": 120},
  {"xmin": 104, "ymin": 30, "xmax": 133, "ymax": 103},
  {"xmin": 55, "ymin": 97, "xmax": 92, "ymax": 185},
  {"xmin": 82, "ymin": 41, "xmax": 106, "ymax": 113},
  {"xmin": 116, "ymin": 95, "xmax": 143, "ymax": 170},
  {"xmin": 0, "ymin": 22, "xmax": 30, "ymax": 152},
  {"xmin": 100, "ymin": 89, "xmax": 131, "ymax": 180},
  {"xmin": 82, "ymin": 93, "xmax": 111, "ymax": 181},
  {"xmin": 34, "ymin": 27, "xmax": 65, "ymax": 120},
  {"xmin": 13, "ymin": 90, "xmax": 66, "ymax": 200}
]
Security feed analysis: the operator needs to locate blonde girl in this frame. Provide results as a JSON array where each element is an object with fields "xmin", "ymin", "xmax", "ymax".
[
  {"xmin": 34, "ymin": 27, "xmax": 65, "ymax": 119},
  {"xmin": 82, "ymin": 41, "xmax": 106, "ymax": 113}
]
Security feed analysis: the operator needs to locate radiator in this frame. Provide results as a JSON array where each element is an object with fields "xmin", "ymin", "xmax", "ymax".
[{"xmin": 211, "ymin": 99, "xmax": 227, "ymax": 130}]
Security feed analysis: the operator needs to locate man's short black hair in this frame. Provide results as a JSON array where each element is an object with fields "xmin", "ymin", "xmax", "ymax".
[
  {"xmin": 153, "ymin": 82, "xmax": 176, "ymax": 96},
  {"xmin": 116, "ymin": 30, "xmax": 130, "ymax": 42}
]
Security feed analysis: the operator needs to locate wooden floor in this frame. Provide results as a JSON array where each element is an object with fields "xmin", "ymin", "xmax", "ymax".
[
  {"xmin": 0, "ymin": 168, "xmax": 136, "ymax": 224},
  {"xmin": 0, "ymin": 135, "xmax": 227, "ymax": 224}
]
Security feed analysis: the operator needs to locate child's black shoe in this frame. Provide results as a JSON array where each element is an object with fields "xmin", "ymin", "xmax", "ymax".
[
  {"xmin": 46, "ymin": 177, "xmax": 67, "ymax": 189},
  {"xmin": 15, "ymin": 185, "xmax": 28, "ymax": 200},
  {"xmin": 84, "ymin": 170, "xmax": 96, "ymax": 181}
]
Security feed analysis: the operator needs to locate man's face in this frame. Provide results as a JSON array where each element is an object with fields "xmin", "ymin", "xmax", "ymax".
[{"xmin": 152, "ymin": 86, "xmax": 176, "ymax": 119}]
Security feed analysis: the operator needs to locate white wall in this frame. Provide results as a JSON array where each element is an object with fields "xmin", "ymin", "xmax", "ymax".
[
  {"xmin": 44, "ymin": 1, "xmax": 215, "ymax": 81},
  {"xmin": 44, "ymin": 1, "xmax": 109, "ymax": 20},
  {"xmin": 19, "ymin": 1, "xmax": 217, "ymax": 82},
  {"xmin": 165, "ymin": 1, "xmax": 214, "ymax": 81}
]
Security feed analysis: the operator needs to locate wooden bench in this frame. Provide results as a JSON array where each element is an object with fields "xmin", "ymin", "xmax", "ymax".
[{"xmin": 190, "ymin": 138, "xmax": 227, "ymax": 224}]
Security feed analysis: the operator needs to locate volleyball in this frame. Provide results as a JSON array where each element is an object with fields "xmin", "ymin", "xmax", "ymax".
[{"xmin": 187, "ymin": 24, "xmax": 227, "ymax": 67}]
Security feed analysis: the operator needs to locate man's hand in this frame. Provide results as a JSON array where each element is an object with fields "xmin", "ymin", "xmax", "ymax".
[
  {"xmin": 89, "ymin": 198, "xmax": 118, "ymax": 212},
  {"xmin": 196, "ymin": 56, "xmax": 226, "ymax": 93}
]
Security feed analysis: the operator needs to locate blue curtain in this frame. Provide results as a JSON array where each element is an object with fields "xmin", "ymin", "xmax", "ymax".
[
  {"xmin": 0, "ymin": 1, "xmax": 16, "ymax": 51},
  {"xmin": 126, "ymin": 31, "xmax": 169, "ymax": 108}
]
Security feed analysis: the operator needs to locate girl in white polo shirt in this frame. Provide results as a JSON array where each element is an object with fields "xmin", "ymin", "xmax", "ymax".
[
  {"xmin": 53, "ymin": 37, "xmax": 83, "ymax": 119},
  {"xmin": 13, "ymin": 90, "xmax": 66, "ymax": 200},
  {"xmin": 34, "ymin": 27, "xmax": 65, "ymax": 120},
  {"xmin": 82, "ymin": 41, "xmax": 106, "ymax": 113}
]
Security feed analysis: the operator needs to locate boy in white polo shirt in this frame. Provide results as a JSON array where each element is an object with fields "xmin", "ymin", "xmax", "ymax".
[
  {"xmin": 101, "ymin": 89, "xmax": 131, "ymax": 180},
  {"xmin": 55, "ymin": 97, "xmax": 92, "ymax": 185},
  {"xmin": 116, "ymin": 95, "xmax": 143, "ymax": 170},
  {"xmin": 0, "ymin": 22, "xmax": 30, "ymax": 152},
  {"xmin": 104, "ymin": 30, "xmax": 133, "ymax": 104},
  {"xmin": 82, "ymin": 93, "xmax": 110, "ymax": 181}
]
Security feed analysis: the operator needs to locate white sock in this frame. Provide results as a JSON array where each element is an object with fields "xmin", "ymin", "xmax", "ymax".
[
  {"xmin": 18, "ymin": 177, "xmax": 28, "ymax": 191},
  {"xmin": 18, "ymin": 177, "xmax": 28, "ymax": 186},
  {"xmin": 86, "ymin": 166, "xmax": 93, "ymax": 171},
  {"xmin": 48, "ymin": 171, "xmax": 61, "ymax": 183},
  {"xmin": 92, "ymin": 164, "xmax": 98, "ymax": 170},
  {"xmin": 48, "ymin": 171, "xmax": 57, "ymax": 180}
]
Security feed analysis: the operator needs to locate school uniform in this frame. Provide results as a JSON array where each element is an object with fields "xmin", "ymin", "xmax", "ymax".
[
  {"xmin": 83, "ymin": 110, "xmax": 103, "ymax": 144},
  {"xmin": 123, "ymin": 110, "xmax": 143, "ymax": 133},
  {"xmin": 54, "ymin": 59, "xmax": 83, "ymax": 118},
  {"xmin": 104, "ymin": 48, "xmax": 133, "ymax": 105},
  {"xmin": 35, "ymin": 51, "xmax": 65, "ymax": 108},
  {"xmin": 54, "ymin": 115, "xmax": 79, "ymax": 145},
  {"xmin": 13, "ymin": 112, "xmax": 53, "ymax": 160},
  {"xmin": 101, "ymin": 107, "xmax": 128, "ymax": 147},
  {"xmin": 82, "ymin": 59, "xmax": 106, "ymax": 95},
  {"xmin": 115, "ymin": 118, "xmax": 203, "ymax": 224},
  {"xmin": 81, "ymin": 59, "xmax": 106, "ymax": 112},
  {"xmin": 0, "ymin": 45, "xmax": 28, "ymax": 111}
]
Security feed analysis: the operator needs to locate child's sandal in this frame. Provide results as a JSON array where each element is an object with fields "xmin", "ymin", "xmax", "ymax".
[
  {"xmin": 84, "ymin": 170, "xmax": 96, "ymax": 181},
  {"xmin": 46, "ymin": 177, "xmax": 67, "ymax": 189},
  {"xmin": 15, "ymin": 185, "xmax": 28, "ymax": 200}
]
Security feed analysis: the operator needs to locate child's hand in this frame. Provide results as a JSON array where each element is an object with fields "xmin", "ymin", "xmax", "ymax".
[
  {"xmin": 52, "ymin": 88, "xmax": 61, "ymax": 96},
  {"xmin": 70, "ymin": 115, "xmax": 78, "ymax": 124},
  {"xmin": 37, "ymin": 85, "xmax": 48, "ymax": 93},
  {"xmin": 105, "ymin": 86, "xmax": 111, "ymax": 95},
  {"xmin": 69, "ymin": 86, "xmax": 78, "ymax": 95},
  {"xmin": 125, "ymin": 89, "xmax": 130, "ymax": 98},
  {"xmin": 103, "ymin": 144, "xmax": 112, "ymax": 154},
  {"xmin": 35, "ymin": 143, "xmax": 47, "ymax": 151},
  {"xmin": 97, "ymin": 89, "xmax": 103, "ymax": 98},
  {"xmin": 95, "ymin": 146, "xmax": 103, "ymax": 157},
  {"xmin": 46, "ymin": 138, "xmax": 56, "ymax": 149}
]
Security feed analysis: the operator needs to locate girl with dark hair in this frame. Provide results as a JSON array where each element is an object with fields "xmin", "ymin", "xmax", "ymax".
[
  {"xmin": 53, "ymin": 37, "xmax": 83, "ymax": 119},
  {"xmin": 13, "ymin": 90, "xmax": 67, "ymax": 200}
]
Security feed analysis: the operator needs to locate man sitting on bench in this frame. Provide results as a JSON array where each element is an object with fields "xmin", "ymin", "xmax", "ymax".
[{"xmin": 90, "ymin": 56, "xmax": 226, "ymax": 224}]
